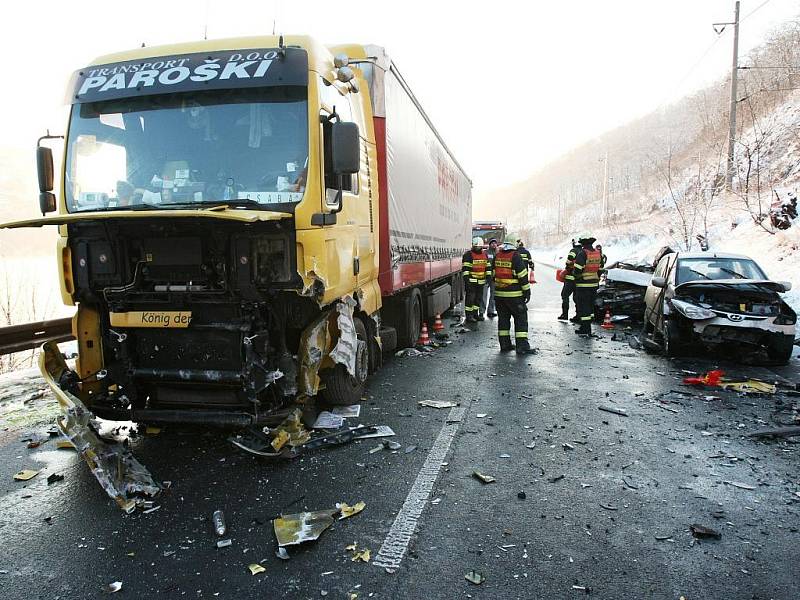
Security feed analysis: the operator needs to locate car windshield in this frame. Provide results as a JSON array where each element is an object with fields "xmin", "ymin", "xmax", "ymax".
[
  {"xmin": 471, "ymin": 229, "xmax": 505, "ymax": 245},
  {"xmin": 676, "ymin": 257, "xmax": 766, "ymax": 284},
  {"xmin": 65, "ymin": 87, "xmax": 308, "ymax": 212}
]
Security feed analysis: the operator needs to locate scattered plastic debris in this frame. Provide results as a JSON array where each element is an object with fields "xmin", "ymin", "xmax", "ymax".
[
  {"xmin": 13, "ymin": 469, "xmax": 39, "ymax": 481},
  {"xmin": 404, "ymin": 445, "xmax": 417, "ymax": 454},
  {"xmin": 384, "ymin": 440, "xmax": 402, "ymax": 451},
  {"xmin": 725, "ymin": 481, "xmax": 756, "ymax": 490},
  {"xmin": 46, "ymin": 473, "xmax": 64, "ymax": 485},
  {"xmin": 313, "ymin": 411, "xmax": 346, "ymax": 429},
  {"xmin": 216, "ymin": 539, "xmax": 232, "ymax": 549},
  {"xmin": 517, "ymin": 491, "xmax": 527, "ymax": 500},
  {"xmin": 598, "ymin": 405, "xmax": 628, "ymax": 417},
  {"xmin": 683, "ymin": 370, "xmax": 777, "ymax": 394},
  {"xmin": 476, "ymin": 413, "xmax": 488, "ymax": 418},
  {"xmin": 276, "ymin": 547, "xmax": 290, "ymax": 560},
  {"xmin": 548, "ymin": 474, "xmax": 565, "ymax": 483},
  {"xmin": 525, "ymin": 441, "xmax": 536, "ymax": 449},
  {"xmin": 104, "ymin": 581, "xmax": 123, "ymax": 594},
  {"xmin": 351, "ymin": 549, "xmax": 370, "ymax": 563},
  {"xmin": 248, "ymin": 563, "xmax": 266, "ymax": 575},
  {"xmin": 472, "ymin": 471, "xmax": 496, "ymax": 484},
  {"xmin": 418, "ymin": 400, "xmax": 458, "ymax": 409},
  {"xmin": 331, "ymin": 405, "xmax": 361, "ymax": 418},
  {"xmin": 274, "ymin": 509, "xmax": 339, "ymax": 546},
  {"xmin": 465, "ymin": 570, "xmax": 485, "ymax": 585},
  {"xmin": 690, "ymin": 524, "xmax": 721, "ymax": 539},
  {"xmin": 338, "ymin": 501, "xmax": 366, "ymax": 520}
]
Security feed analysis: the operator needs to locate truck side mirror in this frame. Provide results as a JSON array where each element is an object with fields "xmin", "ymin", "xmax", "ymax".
[
  {"xmin": 331, "ymin": 122, "xmax": 360, "ymax": 175},
  {"xmin": 651, "ymin": 276, "xmax": 666, "ymax": 289},
  {"xmin": 36, "ymin": 146, "xmax": 56, "ymax": 214}
]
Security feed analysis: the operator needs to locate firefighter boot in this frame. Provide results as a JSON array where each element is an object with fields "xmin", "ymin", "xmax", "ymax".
[
  {"xmin": 574, "ymin": 321, "xmax": 592, "ymax": 335},
  {"xmin": 499, "ymin": 338, "xmax": 515, "ymax": 352},
  {"xmin": 557, "ymin": 313, "xmax": 568, "ymax": 321},
  {"xmin": 515, "ymin": 338, "xmax": 536, "ymax": 355}
]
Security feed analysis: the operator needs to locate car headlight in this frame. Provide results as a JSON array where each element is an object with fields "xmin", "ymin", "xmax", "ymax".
[{"xmin": 670, "ymin": 299, "xmax": 717, "ymax": 320}]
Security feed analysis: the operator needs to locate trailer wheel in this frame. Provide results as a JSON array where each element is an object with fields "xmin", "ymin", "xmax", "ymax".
[
  {"xmin": 397, "ymin": 288, "xmax": 422, "ymax": 349},
  {"xmin": 321, "ymin": 317, "xmax": 369, "ymax": 405}
]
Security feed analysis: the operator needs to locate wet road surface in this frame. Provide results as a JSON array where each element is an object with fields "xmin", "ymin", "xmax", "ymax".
[{"xmin": 1, "ymin": 265, "xmax": 799, "ymax": 599}]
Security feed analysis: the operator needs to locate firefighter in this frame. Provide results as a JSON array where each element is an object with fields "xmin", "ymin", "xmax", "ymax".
[
  {"xmin": 572, "ymin": 233, "xmax": 602, "ymax": 335},
  {"xmin": 558, "ymin": 239, "xmax": 581, "ymax": 321},
  {"xmin": 516, "ymin": 240, "xmax": 535, "ymax": 272},
  {"xmin": 492, "ymin": 241, "xmax": 535, "ymax": 354},
  {"xmin": 480, "ymin": 238, "xmax": 499, "ymax": 319},
  {"xmin": 462, "ymin": 237, "xmax": 491, "ymax": 323}
]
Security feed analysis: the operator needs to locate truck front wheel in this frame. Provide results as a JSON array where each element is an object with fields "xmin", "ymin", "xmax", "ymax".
[{"xmin": 321, "ymin": 317, "xmax": 370, "ymax": 405}]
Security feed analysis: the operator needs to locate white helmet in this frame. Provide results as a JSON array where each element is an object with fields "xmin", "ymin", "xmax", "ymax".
[{"xmin": 472, "ymin": 236, "xmax": 484, "ymax": 247}]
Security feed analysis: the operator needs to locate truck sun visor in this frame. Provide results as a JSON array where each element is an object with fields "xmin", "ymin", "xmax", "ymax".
[{"xmin": 67, "ymin": 47, "xmax": 309, "ymax": 104}]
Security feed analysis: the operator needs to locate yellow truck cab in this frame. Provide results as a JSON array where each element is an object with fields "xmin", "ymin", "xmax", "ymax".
[{"xmin": 3, "ymin": 35, "xmax": 472, "ymax": 430}]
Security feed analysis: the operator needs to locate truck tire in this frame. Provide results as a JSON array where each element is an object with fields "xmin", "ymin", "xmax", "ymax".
[
  {"xmin": 321, "ymin": 317, "xmax": 369, "ymax": 405},
  {"xmin": 767, "ymin": 335, "xmax": 794, "ymax": 365},
  {"xmin": 397, "ymin": 288, "xmax": 422, "ymax": 349}
]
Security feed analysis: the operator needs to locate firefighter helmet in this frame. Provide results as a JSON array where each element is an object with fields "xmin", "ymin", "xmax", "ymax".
[
  {"xmin": 577, "ymin": 232, "xmax": 596, "ymax": 243},
  {"xmin": 472, "ymin": 236, "xmax": 484, "ymax": 247}
]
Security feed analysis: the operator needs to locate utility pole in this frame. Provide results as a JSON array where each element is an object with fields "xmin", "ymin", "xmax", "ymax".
[{"xmin": 715, "ymin": 1, "xmax": 740, "ymax": 189}]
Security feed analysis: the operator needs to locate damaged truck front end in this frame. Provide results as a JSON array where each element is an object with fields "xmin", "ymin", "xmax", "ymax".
[{"xmin": 667, "ymin": 280, "xmax": 796, "ymax": 363}]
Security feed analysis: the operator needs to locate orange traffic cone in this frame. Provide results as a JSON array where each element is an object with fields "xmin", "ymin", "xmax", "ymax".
[
  {"xmin": 433, "ymin": 314, "xmax": 444, "ymax": 332},
  {"xmin": 417, "ymin": 322, "xmax": 431, "ymax": 346},
  {"xmin": 601, "ymin": 308, "xmax": 615, "ymax": 330}
]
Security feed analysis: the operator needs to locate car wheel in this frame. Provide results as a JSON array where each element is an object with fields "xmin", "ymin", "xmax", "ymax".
[
  {"xmin": 662, "ymin": 321, "xmax": 682, "ymax": 358},
  {"xmin": 321, "ymin": 317, "xmax": 369, "ymax": 406},
  {"xmin": 766, "ymin": 335, "xmax": 794, "ymax": 365}
]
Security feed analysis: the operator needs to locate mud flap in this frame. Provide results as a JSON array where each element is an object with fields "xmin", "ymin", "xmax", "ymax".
[
  {"xmin": 297, "ymin": 296, "xmax": 358, "ymax": 397},
  {"xmin": 40, "ymin": 341, "xmax": 161, "ymax": 513}
]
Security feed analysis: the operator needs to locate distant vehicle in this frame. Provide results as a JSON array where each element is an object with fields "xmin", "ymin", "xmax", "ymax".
[
  {"xmin": 472, "ymin": 221, "xmax": 506, "ymax": 246},
  {"xmin": 643, "ymin": 252, "xmax": 796, "ymax": 363}
]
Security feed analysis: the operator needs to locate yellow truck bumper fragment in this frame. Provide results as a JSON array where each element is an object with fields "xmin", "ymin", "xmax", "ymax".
[{"xmin": 39, "ymin": 341, "xmax": 161, "ymax": 513}]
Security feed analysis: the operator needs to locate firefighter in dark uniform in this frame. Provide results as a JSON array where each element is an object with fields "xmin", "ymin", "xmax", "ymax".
[
  {"xmin": 572, "ymin": 233, "xmax": 602, "ymax": 335},
  {"xmin": 558, "ymin": 239, "xmax": 581, "ymax": 322},
  {"xmin": 492, "ymin": 241, "xmax": 535, "ymax": 354},
  {"xmin": 462, "ymin": 237, "xmax": 492, "ymax": 323},
  {"xmin": 516, "ymin": 240, "xmax": 535, "ymax": 279}
]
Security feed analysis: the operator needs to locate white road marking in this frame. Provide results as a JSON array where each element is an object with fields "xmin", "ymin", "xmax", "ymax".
[{"xmin": 372, "ymin": 406, "xmax": 466, "ymax": 570}]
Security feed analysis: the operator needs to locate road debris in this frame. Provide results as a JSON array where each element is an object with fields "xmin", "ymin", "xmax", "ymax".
[
  {"xmin": 13, "ymin": 469, "xmax": 39, "ymax": 481},
  {"xmin": 275, "ymin": 547, "xmax": 290, "ymax": 560},
  {"xmin": 476, "ymin": 413, "xmax": 488, "ymax": 418},
  {"xmin": 525, "ymin": 441, "xmax": 536, "ymax": 449},
  {"xmin": 337, "ymin": 501, "xmax": 366, "ymax": 520},
  {"xmin": 465, "ymin": 570, "xmax": 485, "ymax": 585},
  {"xmin": 212, "ymin": 510, "xmax": 227, "ymax": 536},
  {"xmin": 216, "ymin": 539, "xmax": 232, "ymax": 549},
  {"xmin": 725, "ymin": 481, "xmax": 756, "ymax": 490},
  {"xmin": 690, "ymin": 524, "xmax": 721, "ymax": 539},
  {"xmin": 598, "ymin": 405, "xmax": 628, "ymax": 417},
  {"xmin": 473, "ymin": 471, "xmax": 496, "ymax": 484},
  {"xmin": 248, "ymin": 563, "xmax": 266, "ymax": 575},
  {"xmin": 46, "ymin": 473, "xmax": 64, "ymax": 485},
  {"xmin": 104, "ymin": 581, "xmax": 123, "ymax": 594},
  {"xmin": 599, "ymin": 503, "xmax": 618, "ymax": 511},
  {"xmin": 404, "ymin": 445, "xmax": 417, "ymax": 454},
  {"xmin": 683, "ymin": 370, "xmax": 777, "ymax": 394},
  {"xmin": 331, "ymin": 404, "xmax": 361, "ymax": 418},
  {"xmin": 747, "ymin": 426, "xmax": 800, "ymax": 439},
  {"xmin": 313, "ymin": 411, "xmax": 346, "ymax": 429},
  {"xmin": 418, "ymin": 400, "xmax": 458, "ymax": 409},
  {"xmin": 548, "ymin": 474, "xmax": 565, "ymax": 483},
  {"xmin": 274, "ymin": 509, "xmax": 338, "ymax": 546},
  {"xmin": 654, "ymin": 534, "xmax": 673, "ymax": 541},
  {"xmin": 351, "ymin": 548, "xmax": 371, "ymax": 563},
  {"xmin": 39, "ymin": 342, "xmax": 162, "ymax": 513},
  {"xmin": 517, "ymin": 491, "xmax": 527, "ymax": 500}
]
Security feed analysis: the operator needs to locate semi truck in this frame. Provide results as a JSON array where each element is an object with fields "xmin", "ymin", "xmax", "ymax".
[{"xmin": 3, "ymin": 36, "xmax": 471, "ymax": 430}]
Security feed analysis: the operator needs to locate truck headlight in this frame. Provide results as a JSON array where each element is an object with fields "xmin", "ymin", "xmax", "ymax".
[{"xmin": 671, "ymin": 299, "xmax": 717, "ymax": 320}]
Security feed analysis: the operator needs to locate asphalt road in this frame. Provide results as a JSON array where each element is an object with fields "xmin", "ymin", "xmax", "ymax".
[{"xmin": 1, "ymin": 265, "xmax": 799, "ymax": 600}]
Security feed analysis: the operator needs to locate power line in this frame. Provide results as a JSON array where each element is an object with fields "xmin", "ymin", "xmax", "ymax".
[{"xmin": 741, "ymin": 0, "xmax": 771, "ymax": 23}]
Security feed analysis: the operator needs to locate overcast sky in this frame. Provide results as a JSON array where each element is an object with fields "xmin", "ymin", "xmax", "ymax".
[{"xmin": 1, "ymin": 0, "xmax": 797, "ymax": 199}]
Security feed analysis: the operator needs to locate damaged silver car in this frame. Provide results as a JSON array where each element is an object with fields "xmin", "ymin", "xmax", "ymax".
[{"xmin": 644, "ymin": 252, "xmax": 796, "ymax": 363}]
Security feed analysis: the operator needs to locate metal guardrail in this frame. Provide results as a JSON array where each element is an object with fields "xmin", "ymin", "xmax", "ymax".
[{"xmin": 0, "ymin": 317, "xmax": 73, "ymax": 356}]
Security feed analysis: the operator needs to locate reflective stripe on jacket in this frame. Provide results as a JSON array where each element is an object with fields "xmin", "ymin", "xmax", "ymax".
[
  {"xmin": 462, "ymin": 249, "xmax": 491, "ymax": 284},
  {"xmin": 492, "ymin": 249, "xmax": 530, "ymax": 297},
  {"xmin": 573, "ymin": 247, "xmax": 602, "ymax": 288}
]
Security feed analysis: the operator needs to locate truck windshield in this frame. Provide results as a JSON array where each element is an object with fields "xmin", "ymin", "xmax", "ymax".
[{"xmin": 65, "ymin": 87, "xmax": 308, "ymax": 212}]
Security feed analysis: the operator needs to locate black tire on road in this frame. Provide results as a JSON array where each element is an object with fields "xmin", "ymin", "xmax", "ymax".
[
  {"xmin": 397, "ymin": 288, "xmax": 423, "ymax": 349},
  {"xmin": 767, "ymin": 335, "xmax": 794, "ymax": 365},
  {"xmin": 321, "ymin": 316, "xmax": 369, "ymax": 406},
  {"xmin": 662, "ymin": 320, "xmax": 682, "ymax": 358}
]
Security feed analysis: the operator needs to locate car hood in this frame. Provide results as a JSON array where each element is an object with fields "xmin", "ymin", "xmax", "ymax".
[{"xmin": 674, "ymin": 279, "xmax": 787, "ymax": 294}]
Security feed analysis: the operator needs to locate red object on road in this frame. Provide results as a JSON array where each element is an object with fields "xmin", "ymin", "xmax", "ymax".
[
  {"xmin": 417, "ymin": 322, "xmax": 431, "ymax": 346},
  {"xmin": 433, "ymin": 314, "xmax": 444, "ymax": 332},
  {"xmin": 556, "ymin": 269, "xmax": 566, "ymax": 283},
  {"xmin": 601, "ymin": 309, "xmax": 614, "ymax": 330},
  {"xmin": 683, "ymin": 369, "xmax": 725, "ymax": 386}
]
